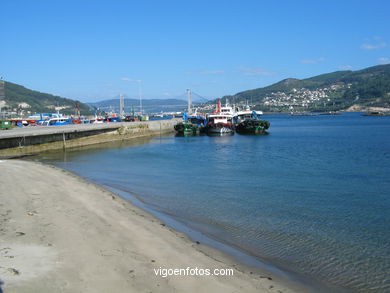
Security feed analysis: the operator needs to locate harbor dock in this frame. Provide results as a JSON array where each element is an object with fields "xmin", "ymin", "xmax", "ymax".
[{"xmin": 0, "ymin": 119, "xmax": 180, "ymax": 155}]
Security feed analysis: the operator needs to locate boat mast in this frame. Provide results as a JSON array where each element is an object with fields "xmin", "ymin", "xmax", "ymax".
[{"xmin": 187, "ymin": 89, "xmax": 192, "ymax": 115}]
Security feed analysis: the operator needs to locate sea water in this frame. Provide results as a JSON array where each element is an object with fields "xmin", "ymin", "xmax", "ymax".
[{"xmin": 39, "ymin": 113, "xmax": 390, "ymax": 293}]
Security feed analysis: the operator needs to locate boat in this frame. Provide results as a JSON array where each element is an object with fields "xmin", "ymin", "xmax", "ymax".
[
  {"xmin": 235, "ymin": 111, "xmax": 270, "ymax": 135},
  {"xmin": 174, "ymin": 90, "xmax": 207, "ymax": 136},
  {"xmin": 205, "ymin": 99, "xmax": 235, "ymax": 135},
  {"xmin": 92, "ymin": 116, "xmax": 105, "ymax": 123},
  {"xmin": 174, "ymin": 112, "xmax": 207, "ymax": 136},
  {"xmin": 235, "ymin": 104, "xmax": 263, "ymax": 123},
  {"xmin": 206, "ymin": 114, "xmax": 235, "ymax": 135},
  {"xmin": 174, "ymin": 121, "xmax": 198, "ymax": 135},
  {"xmin": 105, "ymin": 112, "xmax": 121, "ymax": 122},
  {"xmin": 72, "ymin": 116, "xmax": 92, "ymax": 124},
  {"xmin": 41, "ymin": 117, "xmax": 73, "ymax": 126},
  {"xmin": 0, "ymin": 120, "xmax": 12, "ymax": 130}
]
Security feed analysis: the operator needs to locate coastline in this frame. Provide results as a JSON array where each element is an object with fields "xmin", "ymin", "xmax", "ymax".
[{"xmin": 0, "ymin": 159, "xmax": 304, "ymax": 293}]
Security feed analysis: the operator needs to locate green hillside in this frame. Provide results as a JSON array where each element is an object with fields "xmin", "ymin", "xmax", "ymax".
[
  {"xmin": 0, "ymin": 81, "xmax": 92, "ymax": 115},
  {"xmin": 222, "ymin": 64, "xmax": 390, "ymax": 112}
]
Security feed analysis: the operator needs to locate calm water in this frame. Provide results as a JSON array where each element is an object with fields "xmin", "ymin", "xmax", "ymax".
[{"xmin": 39, "ymin": 113, "xmax": 390, "ymax": 293}]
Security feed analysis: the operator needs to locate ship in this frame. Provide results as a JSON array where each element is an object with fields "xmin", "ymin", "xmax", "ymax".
[
  {"xmin": 205, "ymin": 99, "xmax": 235, "ymax": 135},
  {"xmin": 235, "ymin": 111, "xmax": 270, "ymax": 135},
  {"xmin": 174, "ymin": 90, "xmax": 207, "ymax": 135}
]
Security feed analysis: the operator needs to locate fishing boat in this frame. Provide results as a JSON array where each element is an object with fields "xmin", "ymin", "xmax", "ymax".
[
  {"xmin": 174, "ymin": 90, "xmax": 207, "ymax": 135},
  {"xmin": 174, "ymin": 111, "xmax": 207, "ymax": 135},
  {"xmin": 205, "ymin": 99, "xmax": 235, "ymax": 135},
  {"xmin": 235, "ymin": 104, "xmax": 263, "ymax": 123},
  {"xmin": 235, "ymin": 111, "xmax": 270, "ymax": 135},
  {"xmin": 174, "ymin": 121, "xmax": 198, "ymax": 135}
]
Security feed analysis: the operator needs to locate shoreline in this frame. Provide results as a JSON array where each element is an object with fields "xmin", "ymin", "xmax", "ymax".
[
  {"xmin": 104, "ymin": 185, "xmax": 337, "ymax": 293},
  {"xmin": 30, "ymin": 135, "xmax": 345, "ymax": 293},
  {"xmin": 1, "ymin": 159, "xmax": 304, "ymax": 293}
]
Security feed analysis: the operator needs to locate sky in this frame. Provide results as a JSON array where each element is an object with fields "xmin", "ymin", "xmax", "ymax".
[{"xmin": 1, "ymin": 0, "xmax": 390, "ymax": 102}]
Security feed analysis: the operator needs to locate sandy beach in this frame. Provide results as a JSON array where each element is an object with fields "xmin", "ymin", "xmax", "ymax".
[{"xmin": 0, "ymin": 159, "xmax": 301, "ymax": 293}]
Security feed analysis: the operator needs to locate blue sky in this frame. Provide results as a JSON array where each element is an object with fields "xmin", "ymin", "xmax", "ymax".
[{"xmin": 1, "ymin": 0, "xmax": 390, "ymax": 102}]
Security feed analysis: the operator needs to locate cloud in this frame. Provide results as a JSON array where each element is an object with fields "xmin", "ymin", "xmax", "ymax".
[
  {"xmin": 338, "ymin": 65, "xmax": 354, "ymax": 70},
  {"xmin": 187, "ymin": 70, "xmax": 225, "ymax": 75},
  {"xmin": 237, "ymin": 66, "xmax": 274, "ymax": 76},
  {"xmin": 378, "ymin": 57, "xmax": 390, "ymax": 64},
  {"xmin": 200, "ymin": 70, "xmax": 225, "ymax": 75},
  {"xmin": 301, "ymin": 57, "xmax": 325, "ymax": 64},
  {"xmin": 360, "ymin": 37, "xmax": 387, "ymax": 50},
  {"xmin": 361, "ymin": 42, "xmax": 387, "ymax": 50},
  {"xmin": 121, "ymin": 77, "xmax": 143, "ymax": 82}
]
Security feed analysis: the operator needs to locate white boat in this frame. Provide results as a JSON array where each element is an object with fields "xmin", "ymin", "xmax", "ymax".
[
  {"xmin": 41, "ymin": 117, "xmax": 72, "ymax": 126},
  {"xmin": 206, "ymin": 99, "xmax": 235, "ymax": 135},
  {"xmin": 235, "ymin": 104, "xmax": 263, "ymax": 123},
  {"xmin": 220, "ymin": 104, "xmax": 236, "ymax": 116}
]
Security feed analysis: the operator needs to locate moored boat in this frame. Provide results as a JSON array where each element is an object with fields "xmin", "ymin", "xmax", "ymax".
[
  {"xmin": 0, "ymin": 120, "xmax": 12, "ymax": 130},
  {"xmin": 174, "ymin": 90, "xmax": 207, "ymax": 136},
  {"xmin": 174, "ymin": 112, "xmax": 207, "ymax": 135},
  {"xmin": 205, "ymin": 100, "xmax": 235, "ymax": 135},
  {"xmin": 235, "ymin": 119, "xmax": 270, "ymax": 135},
  {"xmin": 174, "ymin": 122, "xmax": 196, "ymax": 135},
  {"xmin": 235, "ymin": 111, "xmax": 270, "ymax": 135},
  {"xmin": 41, "ymin": 117, "xmax": 73, "ymax": 126},
  {"xmin": 235, "ymin": 104, "xmax": 263, "ymax": 123}
]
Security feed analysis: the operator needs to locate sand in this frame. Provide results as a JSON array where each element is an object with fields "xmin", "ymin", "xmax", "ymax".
[{"xmin": 0, "ymin": 160, "xmax": 302, "ymax": 293}]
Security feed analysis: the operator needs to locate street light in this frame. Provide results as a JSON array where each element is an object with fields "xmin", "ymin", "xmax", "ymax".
[{"xmin": 137, "ymin": 80, "xmax": 143, "ymax": 116}]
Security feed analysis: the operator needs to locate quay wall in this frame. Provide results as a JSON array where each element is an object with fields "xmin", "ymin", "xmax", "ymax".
[{"xmin": 0, "ymin": 119, "xmax": 180, "ymax": 155}]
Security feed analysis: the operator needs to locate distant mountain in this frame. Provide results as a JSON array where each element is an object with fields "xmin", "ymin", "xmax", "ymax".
[
  {"xmin": 221, "ymin": 64, "xmax": 390, "ymax": 112},
  {"xmin": 88, "ymin": 97, "xmax": 188, "ymax": 114},
  {"xmin": 0, "ymin": 81, "xmax": 92, "ymax": 115}
]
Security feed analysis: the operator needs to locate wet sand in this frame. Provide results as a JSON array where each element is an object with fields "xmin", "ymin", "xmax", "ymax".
[{"xmin": 0, "ymin": 159, "xmax": 302, "ymax": 293}]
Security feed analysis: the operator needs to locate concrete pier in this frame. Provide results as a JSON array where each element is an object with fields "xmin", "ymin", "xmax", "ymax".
[{"xmin": 0, "ymin": 119, "xmax": 180, "ymax": 155}]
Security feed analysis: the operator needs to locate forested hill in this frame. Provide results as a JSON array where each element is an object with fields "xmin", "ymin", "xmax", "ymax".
[
  {"xmin": 0, "ymin": 81, "xmax": 91, "ymax": 115},
  {"xmin": 222, "ymin": 64, "xmax": 390, "ymax": 112}
]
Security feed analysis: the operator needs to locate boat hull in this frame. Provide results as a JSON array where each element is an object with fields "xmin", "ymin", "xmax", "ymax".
[
  {"xmin": 235, "ymin": 119, "xmax": 270, "ymax": 135},
  {"xmin": 236, "ymin": 127, "xmax": 269, "ymax": 135},
  {"xmin": 206, "ymin": 123, "xmax": 234, "ymax": 135},
  {"xmin": 174, "ymin": 122, "xmax": 199, "ymax": 136}
]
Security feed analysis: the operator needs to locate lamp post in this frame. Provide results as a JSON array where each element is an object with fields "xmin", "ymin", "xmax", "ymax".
[{"xmin": 137, "ymin": 80, "xmax": 143, "ymax": 116}]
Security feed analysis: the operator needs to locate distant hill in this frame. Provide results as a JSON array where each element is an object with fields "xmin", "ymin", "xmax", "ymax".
[
  {"xmin": 221, "ymin": 64, "xmax": 390, "ymax": 112},
  {"xmin": 88, "ymin": 97, "xmax": 188, "ymax": 114},
  {"xmin": 0, "ymin": 81, "xmax": 92, "ymax": 115}
]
